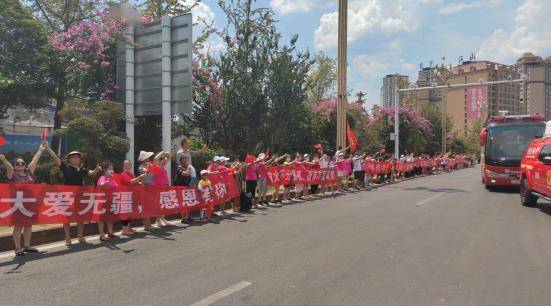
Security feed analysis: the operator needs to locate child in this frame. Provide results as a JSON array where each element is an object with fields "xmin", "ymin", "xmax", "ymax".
[
  {"xmin": 197, "ymin": 170, "xmax": 213, "ymax": 221},
  {"xmin": 96, "ymin": 162, "xmax": 118, "ymax": 241}
]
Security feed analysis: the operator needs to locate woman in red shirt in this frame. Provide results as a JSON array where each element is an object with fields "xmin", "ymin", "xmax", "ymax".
[{"xmin": 117, "ymin": 160, "xmax": 145, "ymax": 235}]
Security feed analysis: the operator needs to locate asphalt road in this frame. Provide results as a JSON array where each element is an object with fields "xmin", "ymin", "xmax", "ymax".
[{"xmin": 1, "ymin": 166, "xmax": 551, "ymax": 306}]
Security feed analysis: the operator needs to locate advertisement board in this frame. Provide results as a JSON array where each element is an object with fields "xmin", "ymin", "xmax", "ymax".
[{"xmin": 466, "ymin": 86, "xmax": 488, "ymax": 120}]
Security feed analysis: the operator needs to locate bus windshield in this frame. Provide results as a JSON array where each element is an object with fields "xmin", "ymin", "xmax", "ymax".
[{"xmin": 485, "ymin": 123, "xmax": 545, "ymax": 166}]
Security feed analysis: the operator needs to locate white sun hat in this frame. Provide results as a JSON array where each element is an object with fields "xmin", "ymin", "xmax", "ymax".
[{"xmin": 138, "ymin": 151, "xmax": 154, "ymax": 162}]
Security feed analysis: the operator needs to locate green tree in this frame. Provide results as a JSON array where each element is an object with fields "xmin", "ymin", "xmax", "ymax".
[
  {"xmin": 143, "ymin": 0, "xmax": 200, "ymax": 18},
  {"xmin": 448, "ymin": 134, "xmax": 468, "ymax": 154},
  {"xmin": 307, "ymin": 52, "xmax": 336, "ymax": 104},
  {"xmin": 0, "ymin": 0, "xmax": 52, "ymax": 115},
  {"xmin": 212, "ymin": 0, "xmax": 277, "ymax": 154},
  {"xmin": 24, "ymin": 0, "xmax": 99, "ymax": 150},
  {"xmin": 420, "ymin": 103, "xmax": 454, "ymax": 155},
  {"xmin": 56, "ymin": 100, "xmax": 130, "ymax": 167},
  {"xmin": 265, "ymin": 41, "xmax": 318, "ymax": 153}
]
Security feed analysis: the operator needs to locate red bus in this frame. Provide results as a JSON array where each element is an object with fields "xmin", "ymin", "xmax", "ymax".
[{"xmin": 479, "ymin": 114, "xmax": 545, "ymax": 190}]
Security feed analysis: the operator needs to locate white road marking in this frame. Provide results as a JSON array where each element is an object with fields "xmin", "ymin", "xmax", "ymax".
[
  {"xmin": 416, "ymin": 192, "xmax": 445, "ymax": 207},
  {"xmin": 191, "ymin": 281, "xmax": 252, "ymax": 306}
]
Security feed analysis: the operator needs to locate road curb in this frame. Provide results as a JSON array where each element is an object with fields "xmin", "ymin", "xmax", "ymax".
[{"xmin": 0, "ymin": 166, "xmax": 475, "ymax": 252}]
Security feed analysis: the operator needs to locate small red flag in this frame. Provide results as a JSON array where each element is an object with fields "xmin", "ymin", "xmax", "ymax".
[
  {"xmin": 0, "ymin": 135, "xmax": 6, "ymax": 148},
  {"xmin": 41, "ymin": 128, "xmax": 49, "ymax": 140},
  {"xmin": 346, "ymin": 122, "xmax": 358, "ymax": 153}
]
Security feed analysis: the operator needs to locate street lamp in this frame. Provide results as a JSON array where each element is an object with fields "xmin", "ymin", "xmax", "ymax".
[{"xmin": 397, "ymin": 78, "xmax": 526, "ymax": 155}]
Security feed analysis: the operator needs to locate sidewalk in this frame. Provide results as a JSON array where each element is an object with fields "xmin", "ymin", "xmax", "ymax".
[{"xmin": 0, "ymin": 168, "xmax": 469, "ymax": 252}]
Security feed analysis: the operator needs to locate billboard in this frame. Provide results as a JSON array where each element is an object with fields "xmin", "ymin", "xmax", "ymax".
[
  {"xmin": 466, "ymin": 86, "xmax": 488, "ymax": 120},
  {"xmin": 117, "ymin": 14, "xmax": 192, "ymax": 117}
]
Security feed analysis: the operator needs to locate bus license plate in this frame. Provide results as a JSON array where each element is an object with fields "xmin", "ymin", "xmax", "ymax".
[{"xmin": 511, "ymin": 179, "xmax": 520, "ymax": 184}]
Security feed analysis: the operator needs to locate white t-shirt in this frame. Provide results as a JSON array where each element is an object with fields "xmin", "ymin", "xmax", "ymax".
[{"xmin": 353, "ymin": 158, "xmax": 365, "ymax": 171}]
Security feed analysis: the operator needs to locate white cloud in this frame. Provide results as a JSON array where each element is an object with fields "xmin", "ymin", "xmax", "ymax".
[
  {"xmin": 314, "ymin": 0, "xmax": 418, "ymax": 51},
  {"xmin": 354, "ymin": 54, "xmax": 391, "ymax": 83},
  {"xmin": 417, "ymin": 0, "xmax": 443, "ymax": 4},
  {"xmin": 177, "ymin": 1, "xmax": 225, "ymax": 54},
  {"xmin": 438, "ymin": 0, "xmax": 503, "ymax": 15},
  {"xmin": 270, "ymin": 0, "xmax": 311, "ymax": 14},
  {"xmin": 477, "ymin": 0, "xmax": 551, "ymax": 63},
  {"xmin": 270, "ymin": 0, "xmax": 335, "ymax": 15}
]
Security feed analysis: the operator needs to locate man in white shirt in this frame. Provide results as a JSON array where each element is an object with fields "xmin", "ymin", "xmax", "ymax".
[
  {"xmin": 353, "ymin": 153, "xmax": 366, "ymax": 189},
  {"xmin": 176, "ymin": 136, "xmax": 208, "ymax": 166}
]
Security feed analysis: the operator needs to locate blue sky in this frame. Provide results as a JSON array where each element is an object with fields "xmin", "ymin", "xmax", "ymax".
[{"xmin": 192, "ymin": 0, "xmax": 550, "ymax": 108}]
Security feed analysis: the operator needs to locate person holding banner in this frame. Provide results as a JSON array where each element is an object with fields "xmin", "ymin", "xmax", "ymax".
[
  {"xmin": 197, "ymin": 170, "xmax": 213, "ymax": 221},
  {"xmin": 149, "ymin": 151, "xmax": 171, "ymax": 226},
  {"xmin": 175, "ymin": 156, "xmax": 196, "ymax": 223},
  {"xmin": 244, "ymin": 155, "xmax": 259, "ymax": 207},
  {"xmin": 48, "ymin": 144, "xmax": 101, "ymax": 246},
  {"xmin": 353, "ymin": 153, "xmax": 366, "ymax": 190},
  {"xmin": 317, "ymin": 153, "xmax": 330, "ymax": 197},
  {"xmin": 281, "ymin": 154, "xmax": 295, "ymax": 203},
  {"xmin": 0, "ymin": 143, "xmax": 44, "ymax": 255},
  {"xmin": 96, "ymin": 162, "xmax": 119, "ymax": 241},
  {"xmin": 208, "ymin": 156, "xmax": 229, "ymax": 216},
  {"xmin": 293, "ymin": 153, "xmax": 306, "ymax": 200},
  {"xmin": 256, "ymin": 152, "xmax": 271, "ymax": 206},
  {"xmin": 268, "ymin": 154, "xmax": 287, "ymax": 205},
  {"xmin": 138, "ymin": 151, "xmax": 155, "ymax": 230},
  {"xmin": 118, "ymin": 160, "xmax": 146, "ymax": 234},
  {"xmin": 301, "ymin": 154, "xmax": 314, "ymax": 198}
]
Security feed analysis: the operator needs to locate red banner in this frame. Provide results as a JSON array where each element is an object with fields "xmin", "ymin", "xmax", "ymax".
[
  {"xmin": 266, "ymin": 166, "xmax": 338, "ymax": 186},
  {"xmin": 0, "ymin": 173, "xmax": 239, "ymax": 226}
]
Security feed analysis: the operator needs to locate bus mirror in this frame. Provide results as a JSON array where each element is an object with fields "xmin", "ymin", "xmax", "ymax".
[
  {"xmin": 479, "ymin": 129, "xmax": 487, "ymax": 146},
  {"xmin": 535, "ymin": 134, "xmax": 543, "ymax": 139}
]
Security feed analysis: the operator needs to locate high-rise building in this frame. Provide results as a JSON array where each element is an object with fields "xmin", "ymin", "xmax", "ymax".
[
  {"xmin": 408, "ymin": 66, "xmax": 451, "ymax": 110},
  {"xmin": 445, "ymin": 61, "xmax": 520, "ymax": 136},
  {"xmin": 381, "ymin": 74, "xmax": 409, "ymax": 108},
  {"xmin": 516, "ymin": 53, "xmax": 551, "ymax": 119}
]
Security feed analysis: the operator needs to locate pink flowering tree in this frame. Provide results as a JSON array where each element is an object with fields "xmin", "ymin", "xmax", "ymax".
[
  {"xmin": 368, "ymin": 106, "xmax": 433, "ymax": 154},
  {"xmin": 191, "ymin": 56, "xmax": 223, "ymax": 145},
  {"xmin": 312, "ymin": 96, "xmax": 370, "ymax": 149},
  {"xmin": 49, "ymin": 6, "xmax": 153, "ymax": 101}
]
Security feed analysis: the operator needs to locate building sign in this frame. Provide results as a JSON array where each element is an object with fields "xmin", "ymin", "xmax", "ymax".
[{"xmin": 467, "ymin": 86, "xmax": 488, "ymax": 120}]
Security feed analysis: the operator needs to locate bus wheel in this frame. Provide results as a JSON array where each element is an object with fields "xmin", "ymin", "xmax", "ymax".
[{"xmin": 520, "ymin": 178, "xmax": 537, "ymax": 207}]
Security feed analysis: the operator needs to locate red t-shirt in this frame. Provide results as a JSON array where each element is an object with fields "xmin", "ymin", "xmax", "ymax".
[{"xmin": 118, "ymin": 171, "xmax": 135, "ymax": 186}]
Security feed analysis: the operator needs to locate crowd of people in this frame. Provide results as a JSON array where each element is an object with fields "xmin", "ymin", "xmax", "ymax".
[{"xmin": 0, "ymin": 137, "xmax": 476, "ymax": 256}]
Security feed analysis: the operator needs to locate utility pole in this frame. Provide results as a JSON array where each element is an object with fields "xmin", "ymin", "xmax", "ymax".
[
  {"xmin": 442, "ymin": 93, "xmax": 446, "ymax": 153},
  {"xmin": 337, "ymin": 0, "xmax": 348, "ymax": 149},
  {"xmin": 394, "ymin": 78, "xmax": 399, "ymax": 158}
]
